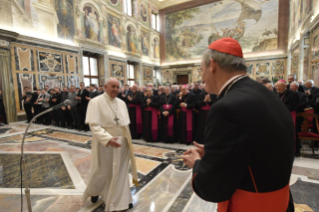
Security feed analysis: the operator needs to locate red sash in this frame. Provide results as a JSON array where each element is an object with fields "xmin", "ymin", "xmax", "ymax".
[
  {"xmin": 200, "ymin": 104, "xmax": 211, "ymax": 110},
  {"xmin": 181, "ymin": 107, "xmax": 193, "ymax": 143},
  {"xmin": 290, "ymin": 111, "xmax": 296, "ymax": 151},
  {"xmin": 217, "ymin": 167, "xmax": 290, "ymax": 212},
  {"xmin": 163, "ymin": 104, "xmax": 174, "ymax": 136},
  {"xmin": 129, "ymin": 104, "xmax": 142, "ymax": 134},
  {"xmin": 145, "ymin": 107, "xmax": 158, "ymax": 141}
]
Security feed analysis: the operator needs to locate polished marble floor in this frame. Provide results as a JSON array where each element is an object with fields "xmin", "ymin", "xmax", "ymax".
[{"xmin": 0, "ymin": 122, "xmax": 318, "ymax": 212}]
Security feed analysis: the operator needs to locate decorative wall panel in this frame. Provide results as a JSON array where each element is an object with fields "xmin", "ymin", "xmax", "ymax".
[
  {"xmin": 11, "ymin": 43, "xmax": 81, "ymax": 114},
  {"xmin": 38, "ymin": 74, "xmax": 65, "ymax": 89},
  {"xmin": 65, "ymin": 55, "xmax": 78, "ymax": 74},
  {"xmin": 38, "ymin": 51, "xmax": 63, "ymax": 73},
  {"xmin": 143, "ymin": 66, "xmax": 153, "ymax": 83},
  {"xmin": 14, "ymin": 47, "xmax": 34, "ymax": 71},
  {"xmin": 291, "ymin": 47, "xmax": 299, "ymax": 76},
  {"xmin": 109, "ymin": 59, "xmax": 126, "ymax": 85}
]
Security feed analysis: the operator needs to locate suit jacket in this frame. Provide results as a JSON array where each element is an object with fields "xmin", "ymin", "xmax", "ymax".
[
  {"xmin": 31, "ymin": 92, "xmax": 38, "ymax": 104},
  {"xmin": 77, "ymin": 89, "xmax": 90, "ymax": 107},
  {"xmin": 191, "ymin": 89, "xmax": 203, "ymax": 101},
  {"xmin": 192, "ymin": 77, "xmax": 294, "ymax": 210},
  {"xmin": 307, "ymin": 86, "xmax": 319, "ymax": 101},
  {"xmin": 278, "ymin": 89, "xmax": 299, "ymax": 112},
  {"xmin": 89, "ymin": 91, "xmax": 99, "ymax": 99},
  {"xmin": 296, "ymin": 92, "xmax": 308, "ymax": 113}
]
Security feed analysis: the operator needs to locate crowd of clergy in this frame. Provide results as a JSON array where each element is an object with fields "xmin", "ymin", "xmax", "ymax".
[{"xmin": 13, "ymin": 74, "xmax": 319, "ymax": 152}]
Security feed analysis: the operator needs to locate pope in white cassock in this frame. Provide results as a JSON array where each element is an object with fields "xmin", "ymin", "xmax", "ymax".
[{"xmin": 82, "ymin": 78, "xmax": 139, "ymax": 212}]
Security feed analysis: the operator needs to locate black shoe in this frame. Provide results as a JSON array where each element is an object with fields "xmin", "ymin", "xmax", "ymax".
[
  {"xmin": 78, "ymin": 129, "xmax": 83, "ymax": 131},
  {"xmin": 91, "ymin": 196, "xmax": 99, "ymax": 203},
  {"xmin": 295, "ymin": 152, "xmax": 301, "ymax": 157},
  {"xmin": 84, "ymin": 129, "xmax": 89, "ymax": 132},
  {"xmin": 128, "ymin": 203, "xmax": 133, "ymax": 209}
]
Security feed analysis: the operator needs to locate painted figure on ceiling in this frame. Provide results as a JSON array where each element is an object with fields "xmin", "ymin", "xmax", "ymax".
[
  {"xmin": 127, "ymin": 25, "xmax": 138, "ymax": 54},
  {"xmin": 141, "ymin": 32, "xmax": 149, "ymax": 56},
  {"xmin": 84, "ymin": 7, "xmax": 99, "ymax": 41},
  {"xmin": 153, "ymin": 38, "xmax": 159, "ymax": 59}
]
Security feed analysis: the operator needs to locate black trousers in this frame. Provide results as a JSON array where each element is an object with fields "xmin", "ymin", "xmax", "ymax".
[
  {"xmin": 34, "ymin": 105, "xmax": 42, "ymax": 123},
  {"xmin": 24, "ymin": 104, "xmax": 33, "ymax": 123},
  {"xmin": 69, "ymin": 106, "xmax": 79, "ymax": 129},
  {"xmin": 0, "ymin": 105, "xmax": 8, "ymax": 124},
  {"xmin": 79, "ymin": 104, "xmax": 88, "ymax": 130},
  {"xmin": 43, "ymin": 107, "xmax": 51, "ymax": 125}
]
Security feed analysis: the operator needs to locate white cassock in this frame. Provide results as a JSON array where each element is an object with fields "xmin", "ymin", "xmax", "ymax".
[{"xmin": 82, "ymin": 92, "xmax": 139, "ymax": 212}]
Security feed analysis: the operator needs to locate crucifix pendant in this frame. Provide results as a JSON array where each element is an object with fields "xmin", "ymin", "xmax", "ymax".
[{"xmin": 114, "ymin": 117, "xmax": 120, "ymax": 125}]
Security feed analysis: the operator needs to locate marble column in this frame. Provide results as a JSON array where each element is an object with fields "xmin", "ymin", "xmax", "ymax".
[{"xmin": 0, "ymin": 48, "xmax": 18, "ymax": 122}]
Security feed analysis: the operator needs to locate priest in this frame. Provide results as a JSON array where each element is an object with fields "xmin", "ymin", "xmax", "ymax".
[
  {"xmin": 181, "ymin": 38, "xmax": 294, "ymax": 212},
  {"xmin": 159, "ymin": 86, "xmax": 177, "ymax": 143},
  {"xmin": 142, "ymin": 88, "xmax": 159, "ymax": 142},
  {"xmin": 178, "ymin": 85, "xmax": 196, "ymax": 144},
  {"xmin": 276, "ymin": 80, "xmax": 299, "ymax": 112},
  {"xmin": 127, "ymin": 84, "xmax": 143, "ymax": 139},
  {"xmin": 83, "ymin": 78, "xmax": 139, "ymax": 211},
  {"xmin": 195, "ymin": 84, "xmax": 217, "ymax": 144}
]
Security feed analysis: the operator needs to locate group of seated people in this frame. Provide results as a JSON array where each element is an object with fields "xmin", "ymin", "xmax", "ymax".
[{"xmin": 263, "ymin": 75, "xmax": 319, "ymax": 155}]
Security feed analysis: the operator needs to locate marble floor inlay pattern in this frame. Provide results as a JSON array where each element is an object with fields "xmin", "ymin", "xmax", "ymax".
[
  {"xmin": 44, "ymin": 132, "xmax": 91, "ymax": 143},
  {"xmin": 0, "ymin": 122, "xmax": 319, "ymax": 212},
  {"xmin": 0, "ymin": 153, "xmax": 75, "ymax": 189},
  {"xmin": 132, "ymin": 144, "xmax": 174, "ymax": 159}
]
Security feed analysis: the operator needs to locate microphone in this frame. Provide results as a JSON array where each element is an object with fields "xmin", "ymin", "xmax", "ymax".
[
  {"xmin": 20, "ymin": 98, "xmax": 72, "ymax": 212},
  {"xmin": 51, "ymin": 99, "xmax": 72, "ymax": 110}
]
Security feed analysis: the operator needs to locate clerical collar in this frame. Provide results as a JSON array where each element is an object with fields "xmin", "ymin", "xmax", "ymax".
[
  {"xmin": 104, "ymin": 92, "xmax": 115, "ymax": 101},
  {"xmin": 218, "ymin": 74, "xmax": 246, "ymax": 96}
]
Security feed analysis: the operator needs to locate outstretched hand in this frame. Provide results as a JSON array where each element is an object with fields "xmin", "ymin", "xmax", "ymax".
[
  {"xmin": 107, "ymin": 137, "xmax": 121, "ymax": 148},
  {"xmin": 180, "ymin": 148, "xmax": 201, "ymax": 168},
  {"xmin": 184, "ymin": 141, "xmax": 205, "ymax": 158}
]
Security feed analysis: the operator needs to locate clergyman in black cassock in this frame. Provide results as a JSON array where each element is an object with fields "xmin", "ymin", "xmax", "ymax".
[
  {"xmin": 178, "ymin": 86, "xmax": 196, "ymax": 144},
  {"xmin": 127, "ymin": 85, "xmax": 143, "ymax": 139},
  {"xmin": 276, "ymin": 81, "xmax": 299, "ymax": 112},
  {"xmin": 195, "ymin": 85, "xmax": 217, "ymax": 144},
  {"xmin": 142, "ymin": 88, "xmax": 159, "ymax": 142},
  {"xmin": 181, "ymin": 38, "xmax": 294, "ymax": 212},
  {"xmin": 159, "ymin": 87, "xmax": 177, "ymax": 143}
]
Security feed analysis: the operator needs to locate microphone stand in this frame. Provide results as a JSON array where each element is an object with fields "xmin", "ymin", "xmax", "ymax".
[{"xmin": 20, "ymin": 107, "xmax": 54, "ymax": 212}]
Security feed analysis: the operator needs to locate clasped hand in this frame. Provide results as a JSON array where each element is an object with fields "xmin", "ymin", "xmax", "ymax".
[
  {"xmin": 180, "ymin": 142, "xmax": 204, "ymax": 168},
  {"xmin": 107, "ymin": 137, "xmax": 121, "ymax": 148}
]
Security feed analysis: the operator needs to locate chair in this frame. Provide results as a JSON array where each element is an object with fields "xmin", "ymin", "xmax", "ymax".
[
  {"xmin": 304, "ymin": 108, "xmax": 314, "ymax": 129},
  {"xmin": 296, "ymin": 113, "xmax": 319, "ymax": 154}
]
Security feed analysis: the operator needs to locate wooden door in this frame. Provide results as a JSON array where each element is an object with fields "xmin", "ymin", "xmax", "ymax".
[{"xmin": 177, "ymin": 75, "xmax": 188, "ymax": 84}]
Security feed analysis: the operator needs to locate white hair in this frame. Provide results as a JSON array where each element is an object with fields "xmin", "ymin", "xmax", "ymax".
[
  {"xmin": 201, "ymin": 49, "xmax": 247, "ymax": 72},
  {"xmin": 290, "ymin": 81, "xmax": 299, "ymax": 87},
  {"xmin": 306, "ymin": 80, "xmax": 314, "ymax": 85}
]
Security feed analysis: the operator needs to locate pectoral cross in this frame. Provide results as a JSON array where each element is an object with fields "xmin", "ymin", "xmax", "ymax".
[{"xmin": 114, "ymin": 116, "xmax": 120, "ymax": 125}]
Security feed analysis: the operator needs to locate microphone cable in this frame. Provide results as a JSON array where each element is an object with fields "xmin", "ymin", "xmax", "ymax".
[{"xmin": 20, "ymin": 156, "xmax": 23, "ymax": 212}]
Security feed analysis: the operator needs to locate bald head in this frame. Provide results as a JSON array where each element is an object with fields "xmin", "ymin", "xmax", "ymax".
[
  {"xmin": 105, "ymin": 78, "xmax": 119, "ymax": 99},
  {"xmin": 276, "ymin": 81, "xmax": 286, "ymax": 94}
]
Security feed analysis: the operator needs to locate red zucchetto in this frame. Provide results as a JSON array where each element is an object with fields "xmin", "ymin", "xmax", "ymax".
[{"xmin": 208, "ymin": 38, "xmax": 243, "ymax": 58}]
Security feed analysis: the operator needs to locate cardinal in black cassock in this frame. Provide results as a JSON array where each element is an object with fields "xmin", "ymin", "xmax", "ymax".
[
  {"xmin": 181, "ymin": 38, "xmax": 294, "ymax": 212},
  {"xmin": 142, "ymin": 88, "xmax": 159, "ymax": 142},
  {"xmin": 178, "ymin": 85, "xmax": 196, "ymax": 144},
  {"xmin": 276, "ymin": 80, "xmax": 299, "ymax": 112},
  {"xmin": 159, "ymin": 86, "xmax": 178, "ymax": 143},
  {"xmin": 127, "ymin": 85, "xmax": 143, "ymax": 139},
  {"xmin": 195, "ymin": 85, "xmax": 217, "ymax": 144}
]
